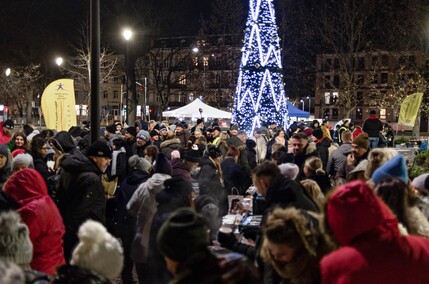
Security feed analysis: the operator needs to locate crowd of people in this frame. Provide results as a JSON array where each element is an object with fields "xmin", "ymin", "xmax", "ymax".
[{"xmin": 0, "ymin": 112, "xmax": 428, "ymax": 284}]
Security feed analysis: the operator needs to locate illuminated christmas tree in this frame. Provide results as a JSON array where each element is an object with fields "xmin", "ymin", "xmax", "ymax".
[{"xmin": 232, "ymin": 0, "xmax": 287, "ymax": 135}]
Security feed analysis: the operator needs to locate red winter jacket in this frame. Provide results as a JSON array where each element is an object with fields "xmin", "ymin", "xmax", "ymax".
[
  {"xmin": 321, "ymin": 180, "xmax": 429, "ymax": 284},
  {"xmin": 0, "ymin": 121, "xmax": 12, "ymax": 144},
  {"xmin": 4, "ymin": 168, "xmax": 65, "ymax": 275}
]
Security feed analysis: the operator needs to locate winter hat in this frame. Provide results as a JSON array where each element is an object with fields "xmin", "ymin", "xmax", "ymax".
[
  {"xmin": 175, "ymin": 122, "xmax": 184, "ymax": 130},
  {"xmin": 303, "ymin": 128, "xmax": 314, "ymax": 137},
  {"xmin": 0, "ymin": 211, "xmax": 33, "ymax": 265},
  {"xmin": 128, "ymin": 155, "xmax": 152, "ymax": 173},
  {"xmin": 208, "ymin": 146, "xmax": 222, "ymax": 159},
  {"xmin": 11, "ymin": 153, "xmax": 34, "ymax": 169},
  {"xmin": 159, "ymin": 125, "xmax": 167, "ymax": 131},
  {"xmin": 412, "ymin": 173, "xmax": 429, "ymax": 191},
  {"xmin": 352, "ymin": 133, "xmax": 369, "ymax": 150},
  {"xmin": 278, "ymin": 163, "xmax": 299, "ymax": 180},
  {"xmin": 71, "ymin": 220, "xmax": 123, "ymax": 280},
  {"xmin": 105, "ymin": 124, "xmax": 116, "ymax": 134},
  {"xmin": 313, "ymin": 128, "xmax": 323, "ymax": 140},
  {"xmin": 371, "ymin": 154, "xmax": 408, "ymax": 184},
  {"xmin": 212, "ymin": 126, "xmax": 221, "ymax": 133},
  {"xmin": 150, "ymin": 130, "xmax": 159, "ymax": 137},
  {"xmin": 0, "ymin": 144, "xmax": 10, "ymax": 158},
  {"xmin": 68, "ymin": 126, "xmax": 83, "ymax": 138},
  {"xmin": 230, "ymin": 124, "xmax": 239, "ymax": 131},
  {"xmin": 184, "ymin": 145, "xmax": 202, "ymax": 163},
  {"xmin": 3, "ymin": 120, "xmax": 14, "ymax": 130},
  {"xmin": 136, "ymin": 130, "xmax": 150, "ymax": 142},
  {"xmin": 171, "ymin": 150, "xmax": 181, "ymax": 160},
  {"xmin": 125, "ymin": 126, "xmax": 137, "ymax": 137},
  {"xmin": 87, "ymin": 140, "xmax": 113, "ymax": 159},
  {"xmin": 246, "ymin": 139, "xmax": 256, "ymax": 149},
  {"xmin": 181, "ymin": 121, "xmax": 188, "ymax": 130},
  {"xmin": 157, "ymin": 208, "xmax": 209, "ymax": 262},
  {"xmin": 153, "ymin": 153, "xmax": 172, "ymax": 175}
]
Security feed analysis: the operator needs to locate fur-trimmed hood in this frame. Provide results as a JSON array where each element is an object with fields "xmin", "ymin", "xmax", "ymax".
[{"xmin": 160, "ymin": 138, "xmax": 181, "ymax": 149}]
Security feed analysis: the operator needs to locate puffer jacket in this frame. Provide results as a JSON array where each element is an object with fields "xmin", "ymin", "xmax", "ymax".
[
  {"xmin": 4, "ymin": 169, "xmax": 65, "ymax": 275},
  {"xmin": 160, "ymin": 138, "xmax": 183, "ymax": 160}
]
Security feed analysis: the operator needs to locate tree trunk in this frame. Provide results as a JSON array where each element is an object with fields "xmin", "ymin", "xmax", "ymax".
[{"xmin": 25, "ymin": 87, "xmax": 34, "ymax": 124}]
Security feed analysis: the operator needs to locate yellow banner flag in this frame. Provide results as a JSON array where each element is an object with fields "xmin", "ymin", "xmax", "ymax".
[
  {"xmin": 41, "ymin": 79, "xmax": 77, "ymax": 131},
  {"xmin": 398, "ymin": 92, "xmax": 423, "ymax": 127}
]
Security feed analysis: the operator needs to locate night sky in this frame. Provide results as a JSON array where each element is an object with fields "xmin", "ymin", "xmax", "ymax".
[{"xmin": 0, "ymin": 0, "xmax": 216, "ymax": 66}]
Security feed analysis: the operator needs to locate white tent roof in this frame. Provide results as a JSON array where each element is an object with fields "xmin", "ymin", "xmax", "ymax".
[{"xmin": 162, "ymin": 98, "xmax": 232, "ymax": 119}]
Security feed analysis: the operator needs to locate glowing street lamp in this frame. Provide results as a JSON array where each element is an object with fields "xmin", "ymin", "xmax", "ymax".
[
  {"xmin": 300, "ymin": 99, "xmax": 304, "ymax": 111},
  {"xmin": 56, "ymin": 57, "xmax": 63, "ymax": 66},
  {"xmin": 122, "ymin": 28, "xmax": 133, "ymax": 124},
  {"xmin": 5, "ymin": 68, "xmax": 11, "ymax": 76},
  {"xmin": 306, "ymin": 96, "xmax": 311, "ymax": 113}
]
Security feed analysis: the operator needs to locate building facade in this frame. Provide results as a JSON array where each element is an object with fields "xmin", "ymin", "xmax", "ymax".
[{"xmin": 314, "ymin": 50, "xmax": 428, "ymax": 126}]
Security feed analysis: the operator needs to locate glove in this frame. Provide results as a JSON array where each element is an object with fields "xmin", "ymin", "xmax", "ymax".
[{"xmin": 217, "ymin": 230, "xmax": 236, "ymax": 249}]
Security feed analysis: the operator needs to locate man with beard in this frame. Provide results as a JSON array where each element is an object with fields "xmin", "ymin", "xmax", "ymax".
[
  {"xmin": 284, "ymin": 132, "xmax": 319, "ymax": 180},
  {"xmin": 0, "ymin": 119, "xmax": 14, "ymax": 144},
  {"xmin": 335, "ymin": 133, "xmax": 370, "ymax": 184},
  {"xmin": 175, "ymin": 122, "xmax": 190, "ymax": 148},
  {"xmin": 57, "ymin": 139, "xmax": 112, "ymax": 261},
  {"xmin": 133, "ymin": 130, "xmax": 151, "ymax": 158},
  {"xmin": 123, "ymin": 126, "xmax": 137, "ymax": 158}
]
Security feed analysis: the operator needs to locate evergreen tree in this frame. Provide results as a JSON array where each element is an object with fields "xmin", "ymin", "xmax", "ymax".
[{"xmin": 232, "ymin": 0, "xmax": 287, "ymax": 135}]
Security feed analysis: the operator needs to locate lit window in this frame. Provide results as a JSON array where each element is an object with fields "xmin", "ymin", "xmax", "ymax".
[
  {"xmin": 203, "ymin": 57, "xmax": 209, "ymax": 67},
  {"xmin": 179, "ymin": 74, "xmax": 186, "ymax": 85},
  {"xmin": 332, "ymin": 92, "xmax": 338, "ymax": 103},
  {"xmin": 324, "ymin": 92, "xmax": 331, "ymax": 104},
  {"xmin": 193, "ymin": 57, "xmax": 198, "ymax": 66},
  {"xmin": 380, "ymin": 108, "xmax": 386, "ymax": 120}
]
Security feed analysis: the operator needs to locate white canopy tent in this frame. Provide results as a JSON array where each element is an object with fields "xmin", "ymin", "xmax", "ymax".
[{"xmin": 162, "ymin": 98, "xmax": 232, "ymax": 119}]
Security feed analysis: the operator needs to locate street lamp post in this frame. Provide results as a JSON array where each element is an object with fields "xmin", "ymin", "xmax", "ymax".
[
  {"xmin": 122, "ymin": 28, "xmax": 132, "ymax": 125},
  {"xmin": 300, "ymin": 99, "xmax": 304, "ymax": 111},
  {"xmin": 4, "ymin": 68, "xmax": 11, "ymax": 121},
  {"xmin": 306, "ymin": 96, "xmax": 311, "ymax": 114}
]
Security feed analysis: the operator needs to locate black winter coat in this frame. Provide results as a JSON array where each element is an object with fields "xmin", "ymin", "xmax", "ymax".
[
  {"xmin": 316, "ymin": 137, "xmax": 331, "ymax": 170},
  {"xmin": 221, "ymin": 157, "xmax": 246, "ymax": 195},
  {"xmin": 57, "ymin": 151, "xmax": 106, "ymax": 261},
  {"xmin": 198, "ymin": 156, "xmax": 227, "ymax": 215}
]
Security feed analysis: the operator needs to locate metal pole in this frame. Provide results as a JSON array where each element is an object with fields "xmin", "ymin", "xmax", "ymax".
[
  {"xmin": 119, "ymin": 84, "xmax": 123, "ymax": 125},
  {"xmin": 144, "ymin": 77, "xmax": 147, "ymax": 121},
  {"xmin": 90, "ymin": 0, "xmax": 100, "ymax": 144},
  {"xmin": 125, "ymin": 41, "xmax": 129, "ymax": 125}
]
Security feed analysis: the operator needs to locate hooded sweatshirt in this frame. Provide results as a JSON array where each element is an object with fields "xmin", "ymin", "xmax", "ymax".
[
  {"xmin": 4, "ymin": 169, "xmax": 65, "ymax": 275},
  {"xmin": 321, "ymin": 180, "xmax": 429, "ymax": 283}
]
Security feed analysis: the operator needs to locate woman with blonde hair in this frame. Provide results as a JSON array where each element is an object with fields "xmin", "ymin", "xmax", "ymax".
[
  {"xmin": 300, "ymin": 179, "xmax": 325, "ymax": 210},
  {"xmin": 303, "ymin": 156, "xmax": 332, "ymax": 194},
  {"xmin": 365, "ymin": 147, "xmax": 398, "ymax": 179}
]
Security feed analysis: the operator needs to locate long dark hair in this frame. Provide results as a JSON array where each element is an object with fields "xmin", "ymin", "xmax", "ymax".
[
  {"xmin": 30, "ymin": 137, "xmax": 47, "ymax": 160},
  {"xmin": 375, "ymin": 177, "xmax": 417, "ymax": 235}
]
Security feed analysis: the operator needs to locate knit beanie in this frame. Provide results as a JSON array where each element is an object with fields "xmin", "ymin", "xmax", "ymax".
[
  {"xmin": 278, "ymin": 163, "xmax": 299, "ymax": 180},
  {"xmin": 164, "ymin": 176, "xmax": 193, "ymax": 200},
  {"xmin": 412, "ymin": 173, "xmax": 429, "ymax": 191},
  {"xmin": 153, "ymin": 153, "xmax": 172, "ymax": 175},
  {"xmin": 71, "ymin": 220, "xmax": 123, "ymax": 281},
  {"xmin": 11, "ymin": 153, "xmax": 34, "ymax": 169},
  {"xmin": 125, "ymin": 126, "xmax": 137, "ymax": 137},
  {"xmin": 136, "ymin": 130, "xmax": 150, "ymax": 142},
  {"xmin": 0, "ymin": 211, "xmax": 33, "ymax": 265},
  {"xmin": 352, "ymin": 133, "xmax": 369, "ymax": 150},
  {"xmin": 171, "ymin": 150, "xmax": 181, "ymax": 160},
  {"xmin": 246, "ymin": 139, "xmax": 256, "ymax": 149},
  {"xmin": 11, "ymin": 149, "xmax": 25, "ymax": 158},
  {"xmin": 303, "ymin": 128, "xmax": 314, "ymax": 137},
  {"xmin": 184, "ymin": 145, "xmax": 201, "ymax": 163},
  {"xmin": 0, "ymin": 144, "xmax": 10, "ymax": 158},
  {"xmin": 371, "ymin": 154, "xmax": 408, "ymax": 184},
  {"xmin": 3, "ymin": 119, "xmax": 14, "ymax": 130},
  {"xmin": 128, "ymin": 155, "xmax": 152, "ymax": 174},
  {"xmin": 208, "ymin": 146, "xmax": 222, "ymax": 159},
  {"xmin": 150, "ymin": 130, "xmax": 159, "ymax": 137},
  {"xmin": 105, "ymin": 124, "xmax": 116, "ymax": 134},
  {"xmin": 157, "ymin": 208, "xmax": 209, "ymax": 262},
  {"xmin": 87, "ymin": 140, "xmax": 113, "ymax": 159}
]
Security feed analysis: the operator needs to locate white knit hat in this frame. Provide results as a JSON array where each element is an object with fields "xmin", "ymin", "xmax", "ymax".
[
  {"xmin": 278, "ymin": 163, "xmax": 299, "ymax": 180},
  {"xmin": 70, "ymin": 220, "xmax": 123, "ymax": 280},
  {"xmin": 11, "ymin": 153, "xmax": 34, "ymax": 170}
]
